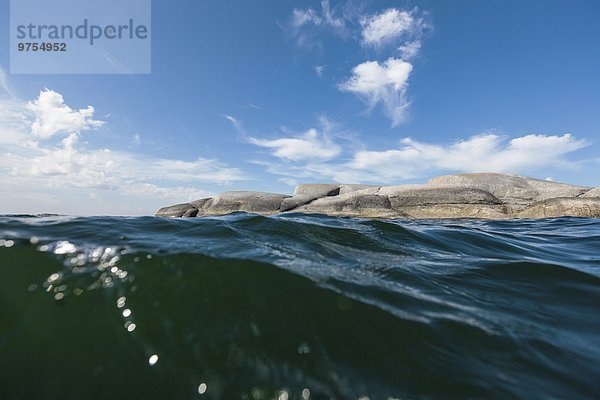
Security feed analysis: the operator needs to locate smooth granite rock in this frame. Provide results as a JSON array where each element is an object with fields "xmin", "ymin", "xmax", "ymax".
[
  {"xmin": 189, "ymin": 198, "xmax": 213, "ymax": 210},
  {"xmin": 294, "ymin": 190, "xmax": 402, "ymax": 218},
  {"xmin": 200, "ymin": 191, "xmax": 290, "ymax": 215},
  {"xmin": 401, "ymin": 204, "xmax": 508, "ymax": 219},
  {"xmin": 518, "ymin": 198, "xmax": 600, "ymax": 218},
  {"xmin": 293, "ymin": 184, "xmax": 340, "ymax": 198},
  {"xmin": 581, "ymin": 187, "xmax": 600, "ymax": 198},
  {"xmin": 338, "ymin": 184, "xmax": 380, "ymax": 195},
  {"xmin": 155, "ymin": 173, "xmax": 599, "ymax": 219},
  {"xmin": 279, "ymin": 195, "xmax": 319, "ymax": 212},
  {"xmin": 427, "ymin": 173, "xmax": 590, "ymax": 213},
  {"xmin": 181, "ymin": 208, "xmax": 198, "ymax": 218},
  {"xmin": 282, "ymin": 184, "xmax": 342, "ymax": 211},
  {"xmin": 156, "ymin": 203, "xmax": 197, "ymax": 218},
  {"xmin": 379, "ymin": 185, "xmax": 501, "ymax": 206}
]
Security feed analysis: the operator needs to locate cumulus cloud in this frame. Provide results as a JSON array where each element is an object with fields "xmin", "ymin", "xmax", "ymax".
[
  {"xmin": 250, "ymin": 127, "xmax": 341, "ymax": 162},
  {"xmin": 340, "ymin": 57, "xmax": 413, "ymax": 126},
  {"xmin": 284, "ymin": 5, "xmax": 430, "ymax": 126},
  {"xmin": 360, "ymin": 8, "xmax": 428, "ymax": 48},
  {"xmin": 0, "ymin": 89, "xmax": 247, "ymax": 215},
  {"xmin": 27, "ymin": 89, "xmax": 105, "ymax": 138}
]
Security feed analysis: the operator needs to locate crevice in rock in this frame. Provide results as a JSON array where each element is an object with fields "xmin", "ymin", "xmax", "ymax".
[
  {"xmin": 279, "ymin": 193, "xmax": 330, "ymax": 212},
  {"xmin": 576, "ymin": 189, "xmax": 594, "ymax": 198}
]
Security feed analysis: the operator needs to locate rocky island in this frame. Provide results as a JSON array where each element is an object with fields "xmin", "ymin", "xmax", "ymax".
[{"xmin": 156, "ymin": 173, "xmax": 600, "ymax": 219}]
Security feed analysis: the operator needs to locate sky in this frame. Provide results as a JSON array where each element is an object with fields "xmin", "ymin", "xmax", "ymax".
[{"xmin": 0, "ymin": 0, "xmax": 599, "ymax": 215}]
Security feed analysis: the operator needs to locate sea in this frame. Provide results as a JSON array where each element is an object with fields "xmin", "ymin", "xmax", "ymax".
[{"xmin": 0, "ymin": 213, "xmax": 599, "ymax": 400}]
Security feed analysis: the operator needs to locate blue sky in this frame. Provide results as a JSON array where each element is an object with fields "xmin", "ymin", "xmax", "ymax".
[{"xmin": 1, "ymin": 0, "xmax": 599, "ymax": 215}]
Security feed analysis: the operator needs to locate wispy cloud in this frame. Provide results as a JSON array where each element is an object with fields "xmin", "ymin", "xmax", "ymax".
[
  {"xmin": 339, "ymin": 58, "xmax": 413, "ymax": 126},
  {"xmin": 286, "ymin": 0, "xmax": 349, "ymax": 49},
  {"xmin": 291, "ymin": 0, "xmax": 346, "ymax": 31},
  {"xmin": 224, "ymin": 114, "xmax": 246, "ymax": 134},
  {"xmin": 0, "ymin": 66, "xmax": 15, "ymax": 98},
  {"xmin": 398, "ymin": 40, "xmax": 422, "ymax": 60}
]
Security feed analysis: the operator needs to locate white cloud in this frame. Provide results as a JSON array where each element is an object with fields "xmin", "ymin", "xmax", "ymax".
[
  {"xmin": 0, "ymin": 89, "xmax": 247, "ymax": 215},
  {"xmin": 250, "ymin": 127, "xmax": 341, "ymax": 162},
  {"xmin": 320, "ymin": 0, "xmax": 346, "ymax": 30},
  {"xmin": 340, "ymin": 57, "xmax": 413, "ymax": 126},
  {"xmin": 251, "ymin": 130, "xmax": 588, "ymax": 185},
  {"xmin": 360, "ymin": 8, "xmax": 427, "ymax": 48},
  {"xmin": 398, "ymin": 40, "xmax": 421, "ymax": 60},
  {"xmin": 291, "ymin": 8, "xmax": 323, "ymax": 28},
  {"xmin": 285, "ymin": 5, "xmax": 429, "ymax": 127},
  {"xmin": 292, "ymin": 0, "xmax": 345, "ymax": 30},
  {"xmin": 27, "ymin": 89, "xmax": 105, "ymax": 138},
  {"xmin": 1, "ymin": 130, "xmax": 245, "ymax": 190},
  {"xmin": 346, "ymin": 134, "xmax": 588, "ymax": 181},
  {"xmin": 287, "ymin": 0, "xmax": 348, "ymax": 48},
  {"xmin": 292, "ymin": 7, "xmax": 322, "ymax": 28}
]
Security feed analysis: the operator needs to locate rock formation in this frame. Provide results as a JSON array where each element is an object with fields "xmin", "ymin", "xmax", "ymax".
[{"xmin": 156, "ymin": 173, "xmax": 600, "ymax": 219}]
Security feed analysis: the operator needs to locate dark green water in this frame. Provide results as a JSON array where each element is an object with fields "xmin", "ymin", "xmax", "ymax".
[{"xmin": 0, "ymin": 214, "xmax": 599, "ymax": 399}]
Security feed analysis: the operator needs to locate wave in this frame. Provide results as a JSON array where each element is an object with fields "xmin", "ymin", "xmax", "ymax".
[{"xmin": 0, "ymin": 214, "xmax": 599, "ymax": 399}]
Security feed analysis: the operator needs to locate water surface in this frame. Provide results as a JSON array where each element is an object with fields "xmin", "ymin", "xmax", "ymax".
[{"xmin": 1, "ymin": 214, "xmax": 599, "ymax": 399}]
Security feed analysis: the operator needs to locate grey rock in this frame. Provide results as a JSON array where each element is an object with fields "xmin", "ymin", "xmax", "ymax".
[
  {"xmin": 293, "ymin": 184, "xmax": 340, "ymax": 198},
  {"xmin": 338, "ymin": 184, "xmax": 380, "ymax": 195},
  {"xmin": 518, "ymin": 198, "xmax": 600, "ymax": 218},
  {"xmin": 399, "ymin": 204, "xmax": 508, "ymax": 219},
  {"xmin": 280, "ymin": 184, "xmax": 343, "ymax": 212},
  {"xmin": 155, "ymin": 173, "xmax": 599, "ymax": 219},
  {"xmin": 200, "ymin": 191, "xmax": 290, "ymax": 216},
  {"xmin": 182, "ymin": 208, "xmax": 199, "ymax": 218},
  {"xmin": 279, "ymin": 195, "xmax": 319, "ymax": 212},
  {"xmin": 295, "ymin": 190, "xmax": 402, "ymax": 218},
  {"xmin": 189, "ymin": 198, "xmax": 213, "ymax": 210},
  {"xmin": 428, "ymin": 173, "xmax": 590, "ymax": 213},
  {"xmin": 380, "ymin": 185, "xmax": 501, "ymax": 207},
  {"xmin": 156, "ymin": 203, "xmax": 196, "ymax": 218},
  {"xmin": 523, "ymin": 178, "xmax": 590, "ymax": 200},
  {"xmin": 379, "ymin": 185, "xmax": 506, "ymax": 219},
  {"xmin": 581, "ymin": 187, "xmax": 600, "ymax": 198}
]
